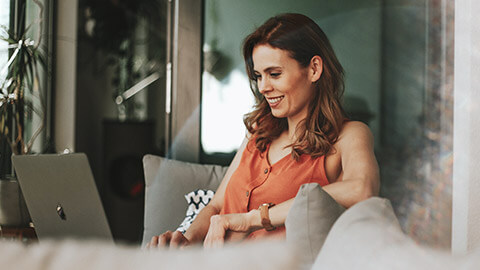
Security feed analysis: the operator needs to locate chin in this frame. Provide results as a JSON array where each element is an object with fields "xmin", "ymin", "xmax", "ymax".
[{"xmin": 270, "ymin": 110, "xmax": 286, "ymax": 119}]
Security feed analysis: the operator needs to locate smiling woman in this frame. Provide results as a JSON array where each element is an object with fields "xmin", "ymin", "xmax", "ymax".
[
  {"xmin": 148, "ymin": 13, "xmax": 379, "ymax": 249},
  {"xmin": 243, "ymin": 13, "xmax": 346, "ymax": 161}
]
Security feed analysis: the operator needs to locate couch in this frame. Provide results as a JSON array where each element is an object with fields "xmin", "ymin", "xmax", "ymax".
[
  {"xmin": 140, "ymin": 155, "xmax": 480, "ymax": 269},
  {"xmin": 1, "ymin": 155, "xmax": 480, "ymax": 270}
]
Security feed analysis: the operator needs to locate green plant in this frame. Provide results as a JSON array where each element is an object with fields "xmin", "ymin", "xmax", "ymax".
[{"xmin": 0, "ymin": 2, "xmax": 46, "ymax": 178}]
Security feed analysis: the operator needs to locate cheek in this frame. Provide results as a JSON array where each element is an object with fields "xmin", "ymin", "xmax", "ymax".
[{"xmin": 293, "ymin": 86, "xmax": 315, "ymax": 108}]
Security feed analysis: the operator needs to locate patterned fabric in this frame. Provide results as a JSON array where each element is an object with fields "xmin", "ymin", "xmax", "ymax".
[{"xmin": 176, "ymin": 189, "xmax": 215, "ymax": 233}]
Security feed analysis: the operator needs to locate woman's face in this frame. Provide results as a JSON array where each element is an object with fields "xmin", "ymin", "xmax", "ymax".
[{"xmin": 252, "ymin": 44, "xmax": 317, "ymax": 122}]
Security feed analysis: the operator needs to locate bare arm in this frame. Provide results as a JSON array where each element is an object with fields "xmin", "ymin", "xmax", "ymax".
[
  {"xmin": 332, "ymin": 121, "xmax": 380, "ymax": 204},
  {"xmin": 204, "ymin": 121, "xmax": 380, "ymax": 247},
  {"xmin": 183, "ymin": 137, "xmax": 248, "ymax": 243},
  {"xmin": 147, "ymin": 136, "xmax": 249, "ymax": 249}
]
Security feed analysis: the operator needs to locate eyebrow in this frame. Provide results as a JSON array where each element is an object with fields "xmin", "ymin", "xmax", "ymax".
[{"xmin": 253, "ymin": 66, "xmax": 283, "ymax": 73}]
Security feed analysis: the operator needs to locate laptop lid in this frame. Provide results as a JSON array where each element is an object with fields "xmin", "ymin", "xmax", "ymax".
[{"xmin": 12, "ymin": 153, "xmax": 113, "ymax": 243}]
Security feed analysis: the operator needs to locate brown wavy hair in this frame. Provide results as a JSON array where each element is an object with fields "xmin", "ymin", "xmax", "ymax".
[{"xmin": 243, "ymin": 13, "xmax": 346, "ymax": 160}]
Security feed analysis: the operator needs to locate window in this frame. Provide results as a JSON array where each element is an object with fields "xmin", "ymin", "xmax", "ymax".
[
  {"xmin": 0, "ymin": 0, "xmax": 10, "ymax": 82},
  {"xmin": 0, "ymin": 0, "xmax": 52, "ymax": 177}
]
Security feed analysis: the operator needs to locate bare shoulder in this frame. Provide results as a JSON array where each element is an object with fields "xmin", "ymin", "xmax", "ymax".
[
  {"xmin": 336, "ymin": 121, "xmax": 374, "ymax": 150},
  {"xmin": 341, "ymin": 120, "xmax": 372, "ymax": 135}
]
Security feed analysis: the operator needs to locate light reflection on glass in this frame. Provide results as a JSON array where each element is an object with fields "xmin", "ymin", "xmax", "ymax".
[
  {"xmin": 0, "ymin": 0, "xmax": 10, "ymax": 82},
  {"xmin": 201, "ymin": 69, "xmax": 254, "ymax": 154}
]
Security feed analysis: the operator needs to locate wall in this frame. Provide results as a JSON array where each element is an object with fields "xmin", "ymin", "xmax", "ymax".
[{"xmin": 452, "ymin": 0, "xmax": 480, "ymax": 254}]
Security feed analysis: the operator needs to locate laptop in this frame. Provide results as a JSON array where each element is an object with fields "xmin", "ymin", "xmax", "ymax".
[{"xmin": 12, "ymin": 153, "xmax": 114, "ymax": 243}]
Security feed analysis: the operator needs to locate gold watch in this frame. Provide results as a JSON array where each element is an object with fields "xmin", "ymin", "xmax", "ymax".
[{"xmin": 258, "ymin": 203, "xmax": 276, "ymax": 231}]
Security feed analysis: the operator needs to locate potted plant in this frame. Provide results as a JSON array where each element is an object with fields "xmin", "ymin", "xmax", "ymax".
[{"xmin": 0, "ymin": 1, "xmax": 47, "ymax": 227}]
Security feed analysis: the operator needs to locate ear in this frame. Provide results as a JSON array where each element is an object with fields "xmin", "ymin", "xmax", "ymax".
[{"xmin": 309, "ymin": 55, "xmax": 323, "ymax": 83}]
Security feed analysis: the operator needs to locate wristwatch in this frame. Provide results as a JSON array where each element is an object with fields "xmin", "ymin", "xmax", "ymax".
[{"xmin": 258, "ymin": 203, "xmax": 276, "ymax": 231}]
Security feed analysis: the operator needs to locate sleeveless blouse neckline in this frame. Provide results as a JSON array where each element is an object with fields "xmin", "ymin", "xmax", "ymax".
[{"xmin": 265, "ymin": 143, "xmax": 292, "ymax": 167}]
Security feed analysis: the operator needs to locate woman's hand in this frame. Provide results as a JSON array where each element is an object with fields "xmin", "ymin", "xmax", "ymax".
[
  {"xmin": 145, "ymin": 230, "xmax": 190, "ymax": 250},
  {"xmin": 203, "ymin": 211, "xmax": 259, "ymax": 248}
]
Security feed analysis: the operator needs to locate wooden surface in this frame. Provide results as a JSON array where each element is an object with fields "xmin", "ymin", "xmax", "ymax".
[{"xmin": 0, "ymin": 225, "xmax": 38, "ymax": 244}]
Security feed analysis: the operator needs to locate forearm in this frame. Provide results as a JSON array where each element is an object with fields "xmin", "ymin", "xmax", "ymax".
[
  {"xmin": 245, "ymin": 179, "xmax": 376, "ymax": 231},
  {"xmin": 322, "ymin": 178, "xmax": 378, "ymax": 208},
  {"xmin": 184, "ymin": 204, "xmax": 221, "ymax": 243},
  {"xmin": 204, "ymin": 200, "xmax": 294, "ymax": 247},
  {"xmin": 246, "ymin": 199, "xmax": 294, "ymax": 230},
  {"xmin": 206, "ymin": 177, "xmax": 378, "ymax": 246}
]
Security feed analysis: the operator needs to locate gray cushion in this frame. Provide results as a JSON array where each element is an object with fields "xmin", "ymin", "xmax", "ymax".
[
  {"xmin": 312, "ymin": 197, "xmax": 400, "ymax": 269},
  {"xmin": 141, "ymin": 155, "xmax": 228, "ymax": 246},
  {"xmin": 311, "ymin": 197, "xmax": 460, "ymax": 270},
  {"xmin": 285, "ymin": 183, "xmax": 345, "ymax": 270}
]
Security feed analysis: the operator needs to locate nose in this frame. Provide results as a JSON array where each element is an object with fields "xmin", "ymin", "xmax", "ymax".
[{"xmin": 258, "ymin": 77, "xmax": 272, "ymax": 94}]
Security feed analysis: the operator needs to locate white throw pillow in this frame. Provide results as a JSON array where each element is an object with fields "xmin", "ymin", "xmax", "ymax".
[{"xmin": 177, "ymin": 189, "xmax": 215, "ymax": 233}]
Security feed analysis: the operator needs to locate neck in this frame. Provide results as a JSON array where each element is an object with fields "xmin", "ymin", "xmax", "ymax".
[
  {"xmin": 286, "ymin": 115, "xmax": 305, "ymax": 142},
  {"xmin": 286, "ymin": 103, "xmax": 310, "ymax": 141}
]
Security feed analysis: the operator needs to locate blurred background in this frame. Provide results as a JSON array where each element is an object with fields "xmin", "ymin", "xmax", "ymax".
[{"xmin": 0, "ymin": 0, "xmax": 454, "ymax": 248}]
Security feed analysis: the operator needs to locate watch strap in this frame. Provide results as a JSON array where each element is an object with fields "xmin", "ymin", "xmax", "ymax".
[{"xmin": 259, "ymin": 203, "xmax": 276, "ymax": 231}]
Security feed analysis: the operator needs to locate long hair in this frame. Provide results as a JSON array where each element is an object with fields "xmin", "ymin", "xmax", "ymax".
[{"xmin": 243, "ymin": 13, "xmax": 346, "ymax": 160}]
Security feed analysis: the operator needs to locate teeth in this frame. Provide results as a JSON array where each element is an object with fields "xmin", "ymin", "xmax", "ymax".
[{"xmin": 267, "ymin": 96, "xmax": 284, "ymax": 103}]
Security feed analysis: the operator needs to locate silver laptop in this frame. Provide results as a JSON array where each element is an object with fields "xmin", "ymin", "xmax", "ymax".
[{"xmin": 12, "ymin": 153, "xmax": 114, "ymax": 243}]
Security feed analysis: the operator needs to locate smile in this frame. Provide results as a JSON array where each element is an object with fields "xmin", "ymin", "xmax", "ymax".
[{"xmin": 266, "ymin": 96, "xmax": 284, "ymax": 106}]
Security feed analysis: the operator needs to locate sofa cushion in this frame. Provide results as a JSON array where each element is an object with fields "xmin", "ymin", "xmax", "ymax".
[
  {"xmin": 312, "ymin": 197, "xmax": 460, "ymax": 270},
  {"xmin": 142, "ymin": 155, "xmax": 228, "ymax": 246},
  {"xmin": 0, "ymin": 239, "xmax": 300, "ymax": 270},
  {"xmin": 285, "ymin": 183, "xmax": 345, "ymax": 270}
]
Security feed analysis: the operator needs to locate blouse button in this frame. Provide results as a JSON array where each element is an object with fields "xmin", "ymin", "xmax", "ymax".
[
  {"xmin": 246, "ymin": 191, "xmax": 249, "ymax": 197},
  {"xmin": 264, "ymin": 168, "xmax": 269, "ymax": 174}
]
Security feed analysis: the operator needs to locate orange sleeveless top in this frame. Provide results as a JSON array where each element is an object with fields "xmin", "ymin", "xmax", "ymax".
[{"xmin": 220, "ymin": 138, "xmax": 330, "ymax": 240}]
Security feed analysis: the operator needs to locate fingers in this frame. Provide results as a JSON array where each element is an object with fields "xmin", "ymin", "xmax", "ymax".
[
  {"xmin": 146, "ymin": 230, "xmax": 190, "ymax": 250},
  {"xmin": 147, "ymin": 235, "xmax": 160, "ymax": 249},
  {"xmin": 204, "ymin": 215, "xmax": 226, "ymax": 249},
  {"xmin": 158, "ymin": 231, "xmax": 172, "ymax": 247},
  {"xmin": 146, "ymin": 231, "xmax": 172, "ymax": 249},
  {"xmin": 169, "ymin": 231, "xmax": 188, "ymax": 249}
]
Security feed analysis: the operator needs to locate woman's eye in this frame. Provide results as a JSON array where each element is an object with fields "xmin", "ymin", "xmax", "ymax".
[
  {"xmin": 254, "ymin": 74, "xmax": 262, "ymax": 80},
  {"xmin": 270, "ymin": 73, "xmax": 281, "ymax": 78}
]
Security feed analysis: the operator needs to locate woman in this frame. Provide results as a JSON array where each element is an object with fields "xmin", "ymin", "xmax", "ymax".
[{"xmin": 148, "ymin": 13, "xmax": 379, "ymax": 249}]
